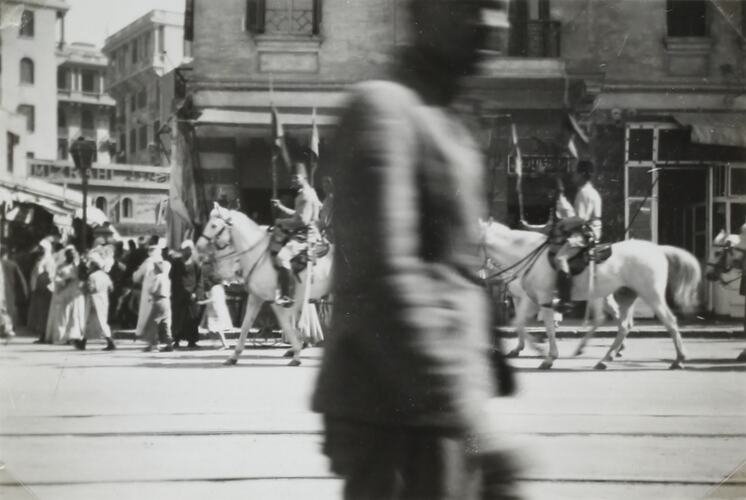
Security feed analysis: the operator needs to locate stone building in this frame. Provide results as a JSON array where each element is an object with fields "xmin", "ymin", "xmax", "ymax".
[
  {"xmin": 102, "ymin": 9, "xmax": 185, "ymax": 165},
  {"xmin": 182, "ymin": 0, "xmax": 746, "ymax": 316},
  {"xmin": 56, "ymin": 42, "xmax": 116, "ymax": 165}
]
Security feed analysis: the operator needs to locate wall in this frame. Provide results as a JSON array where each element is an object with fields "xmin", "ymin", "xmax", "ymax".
[{"xmin": 1, "ymin": 6, "xmax": 60, "ymax": 160}]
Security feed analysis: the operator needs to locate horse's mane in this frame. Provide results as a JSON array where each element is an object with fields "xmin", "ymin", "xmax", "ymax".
[{"xmin": 481, "ymin": 219, "xmax": 545, "ymax": 246}]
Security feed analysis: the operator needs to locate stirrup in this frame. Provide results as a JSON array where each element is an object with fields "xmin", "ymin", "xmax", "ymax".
[{"xmin": 275, "ymin": 296, "xmax": 295, "ymax": 308}]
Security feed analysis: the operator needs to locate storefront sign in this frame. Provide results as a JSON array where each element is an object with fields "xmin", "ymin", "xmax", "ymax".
[
  {"xmin": 507, "ymin": 154, "xmax": 571, "ymax": 176},
  {"xmin": 29, "ymin": 161, "xmax": 170, "ymax": 185}
]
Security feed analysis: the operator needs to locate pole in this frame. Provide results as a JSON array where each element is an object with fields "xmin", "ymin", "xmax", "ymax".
[{"xmin": 81, "ymin": 167, "xmax": 88, "ymax": 251}]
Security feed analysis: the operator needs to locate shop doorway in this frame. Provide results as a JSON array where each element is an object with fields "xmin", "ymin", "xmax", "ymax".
[{"xmin": 657, "ymin": 168, "xmax": 708, "ymax": 261}]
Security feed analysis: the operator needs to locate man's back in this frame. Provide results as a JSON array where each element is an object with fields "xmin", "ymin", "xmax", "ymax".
[{"xmin": 312, "ymin": 81, "xmax": 495, "ymax": 431}]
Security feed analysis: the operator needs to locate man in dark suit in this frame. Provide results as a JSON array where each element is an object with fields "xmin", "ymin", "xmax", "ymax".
[
  {"xmin": 312, "ymin": 1, "xmax": 521, "ymax": 498},
  {"xmin": 170, "ymin": 239, "xmax": 202, "ymax": 349}
]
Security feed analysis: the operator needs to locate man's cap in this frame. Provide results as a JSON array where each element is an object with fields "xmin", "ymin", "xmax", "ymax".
[{"xmin": 293, "ymin": 162, "xmax": 308, "ymax": 178}]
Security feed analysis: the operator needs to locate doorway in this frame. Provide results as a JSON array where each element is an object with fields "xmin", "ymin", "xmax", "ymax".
[{"xmin": 657, "ymin": 168, "xmax": 708, "ymax": 261}]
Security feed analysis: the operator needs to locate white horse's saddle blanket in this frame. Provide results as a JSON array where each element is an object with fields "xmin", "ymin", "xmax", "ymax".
[{"xmin": 549, "ymin": 243, "xmax": 613, "ymax": 276}]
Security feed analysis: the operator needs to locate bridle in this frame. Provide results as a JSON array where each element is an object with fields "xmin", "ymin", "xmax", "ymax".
[
  {"xmin": 198, "ymin": 220, "xmax": 231, "ymax": 251},
  {"xmin": 706, "ymin": 240, "xmax": 744, "ymax": 285}
]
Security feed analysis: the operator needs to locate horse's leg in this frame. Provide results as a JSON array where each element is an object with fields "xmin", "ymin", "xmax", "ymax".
[
  {"xmin": 507, "ymin": 295, "xmax": 540, "ymax": 358},
  {"xmin": 540, "ymin": 306, "xmax": 559, "ymax": 369},
  {"xmin": 575, "ymin": 299, "xmax": 604, "ymax": 357},
  {"xmin": 646, "ymin": 295, "xmax": 687, "ymax": 369},
  {"xmin": 225, "ymin": 294, "xmax": 264, "ymax": 366},
  {"xmin": 272, "ymin": 305, "xmax": 304, "ymax": 366},
  {"xmin": 737, "ymin": 348, "xmax": 746, "ymax": 362},
  {"xmin": 594, "ymin": 294, "xmax": 636, "ymax": 370}
]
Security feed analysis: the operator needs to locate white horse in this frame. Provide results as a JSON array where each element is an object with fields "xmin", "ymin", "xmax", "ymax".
[
  {"xmin": 480, "ymin": 220, "xmax": 701, "ymax": 370},
  {"xmin": 705, "ymin": 230, "xmax": 746, "ymax": 362},
  {"xmin": 197, "ymin": 203, "xmax": 333, "ymax": 366}
]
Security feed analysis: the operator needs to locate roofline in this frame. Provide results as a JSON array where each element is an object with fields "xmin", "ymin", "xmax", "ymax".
[
  {"xmin": 103, "ymin": 10, "xmax": 184, "ymax": 53},
  {"xmin": 5, "ymin": 0, "xmax": 69, "ymax": 13}
]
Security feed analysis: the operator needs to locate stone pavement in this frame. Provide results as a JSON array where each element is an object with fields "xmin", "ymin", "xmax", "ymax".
[{"xmin": 0, "ymin": 335, "xmax": 744, "ymax": 500}]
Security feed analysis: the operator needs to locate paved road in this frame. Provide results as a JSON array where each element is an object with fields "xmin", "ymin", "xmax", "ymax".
[{"xmin": 0, "ymin": 335, "xmax": 745, "ymax": 500}]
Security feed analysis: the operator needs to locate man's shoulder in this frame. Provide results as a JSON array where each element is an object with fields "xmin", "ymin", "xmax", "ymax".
[{"xmin": 346, "ymin": 80, "xmax": 421, "ymax": 115}]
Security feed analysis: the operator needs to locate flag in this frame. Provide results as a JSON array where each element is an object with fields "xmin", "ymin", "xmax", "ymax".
[
  {"xmin": 566, "ymin": 113, "xmax": 589, "ymax": 159},
  {"xmin": 310, "ymin": 107, "xmax": 320, "ymax": 159},
  {"xmin": 155, "ymin": 198, "xmax": 169, "ymax": 225},
  {"xmin": 108, "ymin": 195, "xmax": 121, "ymax": 219},
  {"xmin": 511, "ymin": 123, "xmax": 522, "ymax": 177},
  {"xmin": 271, "ymin": 105, "xmax": 292, "ymax": 170}
]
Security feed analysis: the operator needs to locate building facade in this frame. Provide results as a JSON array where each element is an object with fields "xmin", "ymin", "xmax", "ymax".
[
  {"xmin": 56, "ymin": 42, "xmax": 116, "ymax": 165},
  {"xmin": 0, "ymin": 0, "xmax": 68, "ymax": 160},
  {"xmin": 102, "ymin": 10, "xmax": 185, "ymax": 165},
  {"xmin": 183, "ymin": 0, "xmax": 746, "ymax": 316}
]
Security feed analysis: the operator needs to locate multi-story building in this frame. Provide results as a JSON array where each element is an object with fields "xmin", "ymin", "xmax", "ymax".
[
  {"xmin": 1, "ymin": 0, "xmax": 68, "ymax": 160},
  {"xmin": 102, "ymin": 9, "xmax": 185, "ymax": 165},
  {"xmin": 56, "ymin": 42, "xmax": 116, "ymax": 165}
]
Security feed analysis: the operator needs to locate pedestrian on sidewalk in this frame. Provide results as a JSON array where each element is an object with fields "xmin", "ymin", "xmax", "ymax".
[
  {"xmin": 45, "ymin": 246, "xmax": 85, "ymax": 345},
  {"xmin": 312, "ymin": 1, "xmax": 522, "ymax": 498},
  {"xmin": 140, "ymin": 252, "xmax": 174, "ymax": 352},
  {"xmin": 75, "ymin": 254, "xmax": 116, "ymax": 351},
  {"xmin": 170, "ymin": 239, "xmax": 202, "ymax": 349},
  {"xmin": 198, "ymin": 268, "xmax": 232, "ymax": 350},
  {"xmin": 29, "ymin": 239, "xmax": 56, "ymax": 342}
]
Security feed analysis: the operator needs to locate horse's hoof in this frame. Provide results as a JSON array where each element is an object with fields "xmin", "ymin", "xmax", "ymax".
[
  {"xmin": 224, "ymin": 358, "xmax": 238, "ymax": 366},
  {"xmin": 594, "ymin": 362, "xmax": 607, "ymax": 370},
  {"xmin": 506, "ymin": 349, "xmax": 521, "ymax": 359},
  {"xmin": 669, "ymin": 361, "xmax": 685, "ymax": 370},
  {"xmin": 736, "ymin": 351, "xmax": 746, "ymax": 362},
  {"xmin": 615, "ymin": 351, "xmax": 623, "ymax": 358},
  {"xmin": 603, "ymin": 355, "xmax": 613, "ymax": 362},
  {"xmin": 573, "ymin": 347, "xmax": 584, "ymax": 357},
  {"xmin": 282, "ymin": 349, "xmax": 294, "ymax": 358},
  {"xmin": 288, "ymin": 359, "xmax": 301, "ymax": 367},
  {"xmin": 538, "ymin": 360, "xmax": 553, "ymax": 370},
  {"xmin": 550, "ymin": 352, "xmax": 559, "ymax": 361}
]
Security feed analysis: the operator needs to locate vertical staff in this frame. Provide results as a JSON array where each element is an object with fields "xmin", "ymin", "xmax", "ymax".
[{"xmin": 511, "ymin": 123, "xmax": 525, "ymax": 223}]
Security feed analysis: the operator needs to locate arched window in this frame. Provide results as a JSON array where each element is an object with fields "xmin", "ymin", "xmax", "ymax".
[
  {"xmin": 19, "ymin": 10, "xmax": 34, "ymax": 37},
  {"xmin": 20, "ymin": 58, "xmax": 34, "ymax": 84},
  {"xmin": 122, "ymin": 197, "xmax": 133, "ymax": 219},
  {"xmin": 95, "ymin": 196, "xmax": 107, "ymax": 213}
]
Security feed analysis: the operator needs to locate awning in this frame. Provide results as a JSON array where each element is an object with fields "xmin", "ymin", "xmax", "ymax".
[
  {"xmin": 193, "ymin": 108, "xmax": 338, "ymax": 128},
  {"xmin": 673, "ymin": 113, "xmax": 746, "ymax": 148}
]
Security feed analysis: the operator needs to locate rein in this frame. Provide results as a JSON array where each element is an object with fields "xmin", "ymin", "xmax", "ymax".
[{"xmin": 481, "ymin": 238, "xmax": 550, "ymax": 284}]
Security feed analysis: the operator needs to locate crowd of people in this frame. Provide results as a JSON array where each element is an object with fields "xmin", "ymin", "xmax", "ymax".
[{"xmin": 0, "ymin": 233, "xmax": 235, "ymax": 352}]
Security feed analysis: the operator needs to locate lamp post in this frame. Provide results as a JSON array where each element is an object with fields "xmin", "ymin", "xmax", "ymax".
[{"xmin": 69, "ymin": 137, "xmax": 96, "ymax": 251}]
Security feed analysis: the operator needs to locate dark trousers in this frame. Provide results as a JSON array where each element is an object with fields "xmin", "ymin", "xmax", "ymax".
[
  {"xmin": 172, "ymin": 293, "xmax": 200, "ymax": 343},
  {"xmin": 323, "ymin": 418, "xmax": 484, "ymax": 500}
]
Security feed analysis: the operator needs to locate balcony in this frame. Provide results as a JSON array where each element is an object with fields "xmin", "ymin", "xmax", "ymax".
[{"xmin": 58, "ymin": 88, "xmax": 116, "ymax": 107}]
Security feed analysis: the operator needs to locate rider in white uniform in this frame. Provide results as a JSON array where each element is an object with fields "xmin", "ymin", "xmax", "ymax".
[
  {"xmin": 553, "ymin": 160, "xmax": 602, "ymax": 310},
  {"xmin": 271, "ymin": 163, "xmax": 321, "ymax": 307}
]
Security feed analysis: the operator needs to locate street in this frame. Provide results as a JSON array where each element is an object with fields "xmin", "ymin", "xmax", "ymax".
[{"xmin": 0, "ymin": 335, "xmax": 745, "ymax": 500}]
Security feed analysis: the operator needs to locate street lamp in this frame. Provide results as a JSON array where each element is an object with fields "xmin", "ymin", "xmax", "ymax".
[{"xmin": 69, "ymin": 137, "xmax": 96, "ymax": 251}]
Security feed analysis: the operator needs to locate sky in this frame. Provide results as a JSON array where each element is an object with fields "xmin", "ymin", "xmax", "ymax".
[{"xmin": 64, "ymin": 0, "xmax": 185, "ymax": 48}]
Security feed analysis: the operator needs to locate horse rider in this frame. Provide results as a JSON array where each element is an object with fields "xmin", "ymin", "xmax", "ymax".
[
  {"xmin": 270, "ymin": 162, "xmax": 321, "ymax": 308},
  {"xmin": 521, "ymin": 177, "xmax": 575, "ymax": 234},
  {"xmin": 553, "ymin": 160, "xmax": 602, "ymax": 311}
]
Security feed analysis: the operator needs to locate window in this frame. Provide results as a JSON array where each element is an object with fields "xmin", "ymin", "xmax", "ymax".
[
  {"xmin": 57, "ymin": 67, "xmax": 69, "ymax": 89},
  {"xmin": 158, "ymin": 26, "xmax": 165, "ymax": 53},
  {"xmin": 81, "ymin": 110, "xmax": 94, "ymax": 132},
  {"xmin": 81, "ymin": 70, "xmax": 95, "ymax": 93},
  {"xmin": 137, "ymin": 89, "xmax": 147, "ymax": 109},
  {"xmin": 246, "ymin": 0, "xmax": 322, "ymax": 35},
  {"xmin": 19, "ymin": 10, "xmax": 34, "ymax": 37},
  {"xmin": 666, "ymin": 0, "xmax": 707, "ymax": 37},
  {"xmin": 119, "ymin": 133, "xmax": 126, "ymax": 153},
  {"xmin": 20, "ymin": 58, "xmax": 34, "ymax": 84},
  {"xmin": 57, "ymin": 138, "xmax": 69, "ymax": 160},
  {"xmin": 58, "ymin": 106, "xmax": 66, "ymax": 127},
  {"xmin": 122, "ymin": 197, "xmax": 133, "ymax": 219},
  {"xmin": 143, "ymin": 32, "xmax": 151, "ymax": 59},
  {"xmin": 132, "ymin": 39, "xmax": 139, "ymax": 64},
  {"xmin": 627, "ymin": 128, "xmax": 654, "ymax": 162},
  {"xmin": 118, "ymin": 48, "xmax": 126, "ymax": 73},
  {"xmin": 26, "ymin": 152, "xmax": 34, "ymax": 159},
  {"xmin": 7, "ymin": 133, "xmax": 19, "ymax": 173},
  {"xmin": 95, "ymin": 196, "xmax": 108, "ymax": 213},
  {"xmin": 185, "ymin": 0, "xmax": 194, "ymax": 41},
  {"xmin": 130, "ymin": 94, "xmax": 136, "ymax": 112},
  {"xmin": 139, "ymin": 125, "xmax": 148, "ymax": 150},
  {"xmin": 129, "ymin": 129, "xmax": 137, "ymax": 154},
  {"xmin": 17, "ymin": 105, "xmax": 35, "ymax": 132},
  {"xmin": 153, "ymin": 120, "xmax": 161, "ymax": 141}
]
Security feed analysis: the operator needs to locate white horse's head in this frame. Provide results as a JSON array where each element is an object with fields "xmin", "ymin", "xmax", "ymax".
[
  {"xmin": 197, "ymin": 202, "xmax": 235, "ymax": 254},
  {"xmin": 705, "ymin": 229, "xmax": 742, "ymax": 282}
]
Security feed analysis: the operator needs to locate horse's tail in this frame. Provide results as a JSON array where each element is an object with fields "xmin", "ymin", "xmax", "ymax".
[{"xmin": 661, "ymin": 245, "xmax": 701, "ymax": 314}]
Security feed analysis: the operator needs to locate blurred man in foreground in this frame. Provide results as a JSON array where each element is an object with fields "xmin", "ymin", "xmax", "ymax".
[{"xmin": 312, "ymin": 1, "xmax": 522, "ymax": 498}]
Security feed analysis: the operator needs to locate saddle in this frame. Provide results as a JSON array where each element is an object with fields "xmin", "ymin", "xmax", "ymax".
[
  {"xmin": 547, "ymin": 219, "xmax": 613, "ymax": 276},
  {"xmin": 289, "ymin": 239, "xmax": 331, "ymax": 277}
]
